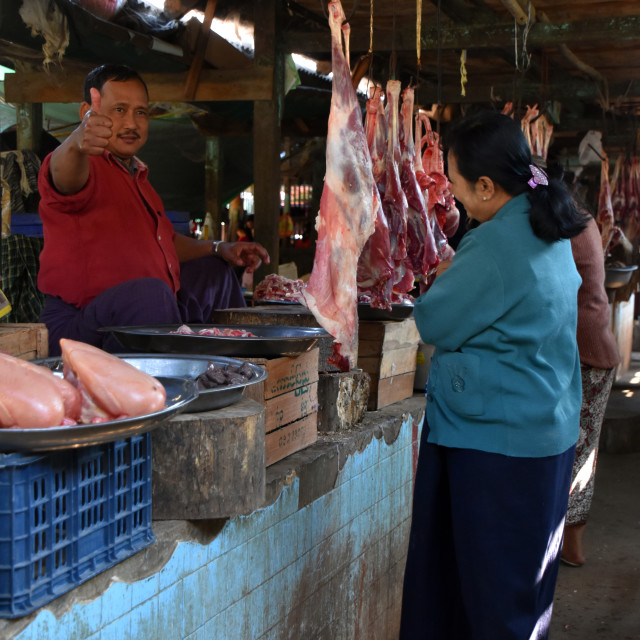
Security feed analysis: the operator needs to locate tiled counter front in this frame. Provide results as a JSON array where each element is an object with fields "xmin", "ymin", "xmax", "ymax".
[{"xmin": 1, "ymin": 397, "xmax": 426, "ymax": 640}]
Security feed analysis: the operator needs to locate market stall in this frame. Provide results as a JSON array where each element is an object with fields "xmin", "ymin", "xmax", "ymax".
[{"xmin": 1, "ymin": 0, "xmax": 640, "ymax": 638}]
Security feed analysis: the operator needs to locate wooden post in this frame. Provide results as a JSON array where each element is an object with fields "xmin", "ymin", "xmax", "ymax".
[
  {"xmin": 15, "ymin": 103, "xmax": 42, "ymax": 156},
  {"xmin": 283, "ymin": 136, "xmax": 291, "ymax": 217},
  {"xmin": 204, "ymin": 136, "xmax": 223, "ymax": 240},
  {"xmin": 281, "ymin": 136, "xmax": 291, "ymax": 252},
  {"xmin": 253, "ymin": 0, "xmax": 282, "ymax": 280}
]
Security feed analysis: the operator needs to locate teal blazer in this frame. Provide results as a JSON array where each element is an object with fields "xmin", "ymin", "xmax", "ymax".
[{"xmin": 414, "ymin": 193, "xmax": 582, "ymax": 458}]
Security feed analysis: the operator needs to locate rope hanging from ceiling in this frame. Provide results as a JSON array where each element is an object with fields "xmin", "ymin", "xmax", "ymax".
[
  {"xmin": 460, "ymin": 49, "xmax": 468, "ymax": 97},
  {"xmin": 416, "ymin": 0, "xmax": 422, "ymax": 72},
  {"xmin": 369, "ymin": 0, "xmax": 374, "ymax": 54},
  {"xmin": 436, "ymin": 0, "xmax": 442, "ymax": 133},
  {"xmin": 389, "ymin": 4, "xmax": 397, "ymax": 80},
  {"xmin": 513, "ymin": 0, "xmax": 532, "ymax": 73}
]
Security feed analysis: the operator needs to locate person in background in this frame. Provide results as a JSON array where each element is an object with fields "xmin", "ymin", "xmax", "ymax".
[
  {"xmin": 37, "ymin": 64, "xmax": 269, "ymax": 356},
  {"xmin": 400, "ymin": 111, "xmax": 590, "ymax": 639},
  {"xmin": 243, "ymin": 217, "xmax": 254, "ymax": 241},
  {"xmin": 550, "ymin": 165, "xmax": 621, "ymax": 567},
  {"xmin": 227, "ymin": 194, "xmax": 244, "ymax": 244},
  {"xmin": 236, "ymin": 216, "xmax": 254, "ymax": 242},
  {"xmin": 279, "ymin": 209, "xmax": 293, "ymax": 248}
]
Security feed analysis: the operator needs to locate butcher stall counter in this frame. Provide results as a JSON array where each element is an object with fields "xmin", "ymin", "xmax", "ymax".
[
  {"xmin": 0, "ymin": 383, "xmax": 427, "ymax": 640},
  {"xmin": 0, "ymin": 307, "xmax": 425, "ymax": 638}
]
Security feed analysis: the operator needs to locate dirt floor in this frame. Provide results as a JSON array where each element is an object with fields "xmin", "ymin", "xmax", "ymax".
[{"xmin": 549, "ymin": 450, "xmax": 640, "ymax": 639}]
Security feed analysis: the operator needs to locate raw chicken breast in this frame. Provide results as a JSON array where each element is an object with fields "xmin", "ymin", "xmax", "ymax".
[
  {"xmin": 60, "ymin": 339, "xmax": 166, "ymax": 422},
  {"xmin": 0, "ymin": 353, "xmax": 79, "ymax": 428}
]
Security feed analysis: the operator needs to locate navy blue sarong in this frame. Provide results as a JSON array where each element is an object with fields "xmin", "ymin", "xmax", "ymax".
[{"xmin": 399, "ymin": 415, "xmax": 575, "ymax": 640}]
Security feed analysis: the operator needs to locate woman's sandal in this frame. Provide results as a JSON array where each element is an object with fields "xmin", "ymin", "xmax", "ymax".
[{"xmin": 560, "ymin": 556, "xmax": 584, "ymax": 568}]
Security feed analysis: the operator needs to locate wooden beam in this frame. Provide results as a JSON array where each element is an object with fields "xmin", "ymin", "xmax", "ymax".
[
  {"xmin": 183, "ymin": 0, "xmax": 218, "ymax": 100},
  {"xmin": 416, "ymin": 78, "xmax": 640, "ymax": 106},
  {"xmin": 4, "ymin": 68, "xmax": 273, "ymax": 104},
  {"xmin": 182, "ymin": 18, "xmax": 252, "ymax": 70},
  {"xmin": 500, "ymin": 0, "xmax": 535, "ymax": 25},
  {"xmin": 284, "ymin": 16, "xmax": 640, "ymax": 54},
  {"xmin": 426, "ymin": 0, "xmax": 482, "ymax": 24},
  {"xmin": 190, "ymin": 112, "xmax": 253, "ymax": 137}
]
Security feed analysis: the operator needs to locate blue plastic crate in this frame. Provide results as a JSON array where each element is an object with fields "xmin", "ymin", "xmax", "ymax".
[
  {"xmin": 165, "ymin": 210, "xmax": 191, "ymax": 235},
  {"xmin": 0, "ymin": 434, "xmax": 155, "ymax": 618},
  {"xmin": 9, "ymin": 213, "xmax": 43, "ymax": 238}
]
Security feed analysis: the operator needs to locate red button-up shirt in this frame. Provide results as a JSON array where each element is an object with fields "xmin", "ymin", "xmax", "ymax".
[{"xmin": 38, "ymin": 151, "xmax": 181, "ymax": 308}]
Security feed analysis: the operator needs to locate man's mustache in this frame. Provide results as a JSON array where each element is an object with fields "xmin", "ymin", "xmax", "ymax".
[{"xmin": 117, "ymin": 131, "xmax": 141, "ymax": 139}]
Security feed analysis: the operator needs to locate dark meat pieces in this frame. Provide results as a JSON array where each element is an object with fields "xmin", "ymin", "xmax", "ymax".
[{"xmin": 196, "ymin": 361, "xmax": 255, "ymax": 390}]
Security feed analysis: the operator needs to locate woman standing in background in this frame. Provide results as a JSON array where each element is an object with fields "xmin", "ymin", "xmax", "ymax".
[{"xmin": 562, "ymin": 213, "xmax": 620, "ymax": 567}]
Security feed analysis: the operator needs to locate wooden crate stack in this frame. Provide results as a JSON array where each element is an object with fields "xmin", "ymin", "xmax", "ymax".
[
  {"xmin": 244, "ymin": 348, "xmax": 319, "ymax": 466},
  {"xmin": 357, "ymin": 316, "xmax": 420, "ymax": 410},
  {"xmin": 0, "ymin": 323, "xmax": 48, "ymax": 359}
]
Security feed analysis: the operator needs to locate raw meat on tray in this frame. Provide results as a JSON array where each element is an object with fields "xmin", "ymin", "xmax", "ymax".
[{"xmin": 253, "ymin": 273, "xmax": 305, "ymax": 303}]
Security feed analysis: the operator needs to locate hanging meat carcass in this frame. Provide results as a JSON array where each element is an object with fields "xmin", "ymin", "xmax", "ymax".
[
  {"xmin": 608, "ymin": 155, "xmax": 640, "ymax": 251},
  {"xmin": 610, "ymin": 154, "xmax": 627, "ymax": 222},
  {"xmin": 302, "ymin": 0, "xmax": 378, "ymax": 371},
  {"xmin": 501, "ymin": 102, "xmax": 514, "ymax": 117},
  {"xmin": 414, "ymin": 113, "xmax": 444, "ymax": 257},
  {"xmin": 381, "ymin": 80, "xmax": 411, "ymax": 297},
  {"xmin": 622, "ymin": 157, "xmax": 640, "ymax": 246},
  {"xmin": 520, "ymin": 104, "xmax": 539, "ymax": 155},
  {"xmin": 416, "ymin": 113, "xmax": 460, "ymax": 244},
  {"xmin": 366, "ymin": 85, "xmax": 388, "ymax": 185},
  {"xmin": 538, "ymin": 114, "xmax": 554, "ymax": 161},
  {"xmin": 357, "ymin": 86, "xmax": 394, "ymax": 310},
  {"xmin": 597, "ymin": 153, "xmax": 616, "ymax": 254},
  {"xmin": 398, "ymin": 86, "xmax": 438, "ymax": 283}
]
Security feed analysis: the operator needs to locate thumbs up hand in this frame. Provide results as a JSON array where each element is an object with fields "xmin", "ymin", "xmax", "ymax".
[
  {"xmin": 88, "ymin": 87, "xmax": 102, "ymax": 115},
  {"xmin": 74, "ymin": 87, "xmax": 113, "ymax": 156}
]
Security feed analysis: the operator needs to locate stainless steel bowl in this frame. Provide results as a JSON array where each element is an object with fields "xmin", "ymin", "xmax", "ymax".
[
  {"xmin": 605, "ymin": 265, "xmax": 638, "ymax": 289},
  {"xmin": 34, "ymin": 354, "xmax": 267, "ymax": 413}
]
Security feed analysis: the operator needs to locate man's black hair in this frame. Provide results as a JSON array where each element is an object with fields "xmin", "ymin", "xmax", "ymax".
[{"xmin": 83, "ymin": 64, "xmax": 149, "ymax": 103}]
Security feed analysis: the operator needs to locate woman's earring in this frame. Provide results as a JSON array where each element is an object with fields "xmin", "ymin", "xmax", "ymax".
[{"xmin": 482, "ymin": 196, "xmax": 487, "ymax": 201}]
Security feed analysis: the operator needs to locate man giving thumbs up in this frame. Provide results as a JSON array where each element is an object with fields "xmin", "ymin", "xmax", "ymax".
[
  {"xmin": 37, "ymin": 64, "xmax": 269, "ymax": 356},
  {"xmin": 50, "ymin": 69, "xmax": 148, "ymax": 195}
]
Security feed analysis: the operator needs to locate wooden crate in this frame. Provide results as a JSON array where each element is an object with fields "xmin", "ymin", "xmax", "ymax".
[
  {"xmin": 357, "ymin": 317, "xmax": 420, "ymax": 410},
  {"xmin": 265, "ymin": 413, "xmax": 317, "ymax": 467},
  {"xmin": 244, "ymin": 348, "xmax": 319, "ymax": 466},
  {"xmin": 0, "ymin": 323, "xmax": 48, "ymax": 360}
]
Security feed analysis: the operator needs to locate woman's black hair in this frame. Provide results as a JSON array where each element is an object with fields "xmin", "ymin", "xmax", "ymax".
[
  {"xmin": 443, "ymin": 110, "xmax": 589, "ymax": 242},
  {"xmin": 83, "ymin": 64, "xmax": 149, "ymax": 103}
]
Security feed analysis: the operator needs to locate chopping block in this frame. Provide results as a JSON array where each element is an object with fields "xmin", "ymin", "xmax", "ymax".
[
  {"xmin": 151, "ymin": 397, "xmax": 265, "ymax": 519},
  {"xmin": 317, "ymin": 370, "xmax": 370, "ymax": 432},
  {"xmin": 211, "ymin": 306, "xmax": 341, "ymax": 372}
]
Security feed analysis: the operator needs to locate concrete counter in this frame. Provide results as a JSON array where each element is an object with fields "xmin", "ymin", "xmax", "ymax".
[{"xmin": 1, "ymin": 395, "xmax": 426, "ymax": 640}]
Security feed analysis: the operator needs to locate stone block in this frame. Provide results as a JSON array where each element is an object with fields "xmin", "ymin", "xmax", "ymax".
[{"xmin": 317, "ymin": 370, "xmax": 370, "ymax": 432}]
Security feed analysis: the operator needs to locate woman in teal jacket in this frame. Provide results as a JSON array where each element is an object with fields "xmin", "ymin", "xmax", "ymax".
[{"xmin": 399, "ymin": 112, "xmax": 590, "ymax": 640}]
